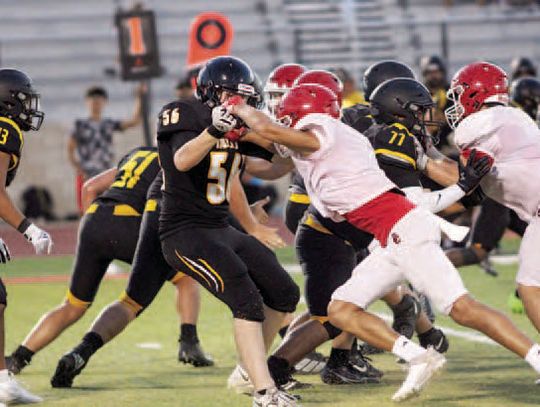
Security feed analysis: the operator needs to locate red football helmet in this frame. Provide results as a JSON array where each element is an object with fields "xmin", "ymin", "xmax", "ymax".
[
  {"xmin": 445, "ymin": 61, "xmax": 509, "ymax": 128},
  {"xmin": 294, "ymin": 70, "xmax": 344, "ymax": 107},
  {"xmin": 277, "ymin": 84, "xmax": 340, "ymax": 127},
  {"xmin": 264, "ymin": 63, "xmax": 307, "ymax": 116}
]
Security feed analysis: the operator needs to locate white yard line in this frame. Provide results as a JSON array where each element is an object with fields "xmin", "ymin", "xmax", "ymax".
[{"xmin": 136, "ymin": 342, "xmax": 163, "ymax": 350}]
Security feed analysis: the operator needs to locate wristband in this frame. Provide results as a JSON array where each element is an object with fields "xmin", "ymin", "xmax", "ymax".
[
  {"xmin": 17, "ymin": 218, "xmax": 31, "ymax": 234},
  {"xmin": 207, "ymin": 125, "xmax": 226, "ymax": 139}
]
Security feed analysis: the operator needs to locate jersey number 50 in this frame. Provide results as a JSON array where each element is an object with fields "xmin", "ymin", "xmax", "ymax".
[{"xmin": 207, "ymin": 152, "xmax": 242, "ymax": 205}]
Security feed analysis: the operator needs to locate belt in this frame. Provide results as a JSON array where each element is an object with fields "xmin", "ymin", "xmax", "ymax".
[{"xmin": 85, "ymin": 203, "xmax": 141, "ymax": 217}]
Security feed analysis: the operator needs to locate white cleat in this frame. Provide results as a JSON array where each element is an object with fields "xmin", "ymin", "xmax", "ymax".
[
  {"xmin": 0, "ymin": 372, "xmax": 42, "ymax": 404},
  {"xmin": 227, "ymin": 365, "xmax": 254, "ymax": 395},
  {"xmin": 392, "ymin": 347, "xmax": 446, "ymax": 402},
  {"xmin": 253, "ymin": 387, "xmax": 300, "ymax": 407}
]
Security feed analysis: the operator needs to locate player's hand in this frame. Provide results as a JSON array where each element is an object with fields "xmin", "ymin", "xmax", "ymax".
[
  {"xmin": 413, "ymin": 137, "xmax": 428, "ymax": 171},
  {"xmin": 248, "ymin": 223, "xmax": 286, "ymax": 250},
  {"xmin": 457, "ymin": 149, "xmax": 492, "ymax": 193},
  {"xmin": 212, "ymin": 106, "xmax": 238, "ymax": 133},
  {"xmin": 23, "ymin": 223, "xmax": 53, "ymax": 255},
  {"xmin": 0, "ymin": 239, "xmax": 11, "ymax": 264},
  {"xmin": 250, "ymin": 196, "xmax": 271, "ymax": 224}
]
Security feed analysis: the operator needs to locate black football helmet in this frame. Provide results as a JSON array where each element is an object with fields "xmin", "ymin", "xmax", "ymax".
[
  {"xmin": 249, "ymin": 73, "xmax": 265, "ymax": 110},
  {"xmin": 510, "ymin": 57, "xmax": 537, "ymax": 80},
  {"xmin": 510, "ymin": 77, "xmax": 540, "ymax": 121},
  {"xmin": 196, "ymin": 56, "xmax": 256, "ymax": 108},
  {"xmin": 0, "ymin": 69, "xmax": 44, "ymax": 131},
  {"xmin": 362, "ymin": 60, "xmax": 415, "ymax": 102},
  {"xmin": 370, "ymin": 78, "xmax": 440, "ymax": 140}
]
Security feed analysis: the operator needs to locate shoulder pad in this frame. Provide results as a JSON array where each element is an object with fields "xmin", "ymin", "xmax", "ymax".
[
  {"xmin": 0, "ymin": 117, "xmax": 23, "ymax": 156},
  {"xmin": 341, "ymin": 104, "xmax": 374, "ymax": 133},
  {"xmin": 157, "ymin": 100, "xmax": 207, "ymax": 139},
  {"xmin": 372, "ymin": 123, "xmax": 417, "ymax": 169}
]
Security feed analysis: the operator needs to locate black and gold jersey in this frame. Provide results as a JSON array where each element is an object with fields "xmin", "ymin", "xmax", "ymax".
[
  {"xmin": 146, "ymin": 169, "xmax": 163, "ymax": 201},
  {"xmin": 364, "ymin": 123, "xmax": 420, "ymax": 189},
  {"xmin": 341, "ymin": 103, "xmax": 373, "ymax": 134},
  {"xmin": 157, "ymin": 98, "xmax": 273, "ymax": 236},
  {"xmin": 100, "ymin": 146, "xmax": 160, "ymax": 214},
  {"xmin": 0, "ymin": 117, "xmax": 24, "ymax": 187}
]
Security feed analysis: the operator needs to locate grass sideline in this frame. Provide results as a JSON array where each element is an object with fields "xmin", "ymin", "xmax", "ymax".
[{"xmin": 2, "ymin": 245, "xmax": 540, "ymax": 406}]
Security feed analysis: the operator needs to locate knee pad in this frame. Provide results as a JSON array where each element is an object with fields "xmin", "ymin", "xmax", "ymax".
[
  {"xmin": 265, "ymin": 283, "xmax": 300, "ymax": 314},
  {"xmin": 65, "ymin": 290, "xmax": 91, "ymax": 309},
  {"xmin": 231, "ymin": 295, "xmax": 265, "ymax": 322},
  {"xmin": 309, "ymin": 315, "xmax": 342, "ymax": 339}
]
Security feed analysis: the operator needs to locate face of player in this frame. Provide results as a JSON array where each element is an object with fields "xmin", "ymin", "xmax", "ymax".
[
  {"xmin": 219, "ymin": 90, "xmax": 249, "ymax": 104},
  {"xmin": 86, "ymin": 96, "xmax": 107, "ymax": 118},
  {"xmin": 424, "ymin": 69, "xmax": 445, "ymax": 89}
]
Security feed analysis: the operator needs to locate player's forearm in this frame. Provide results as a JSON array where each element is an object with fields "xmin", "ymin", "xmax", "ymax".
[
  {"xmin": 81, "ymin": 168, "xmax": 117, "ymax": 212},
  {"xmin": 229, "ymin": 175, "xmax": 258, "ymax": 234},
  {"xmin": 174, "ymin": 131, "xmax": 217, "ymax": 172},
  {"xmin": 424, "ymin": 157, "xmax": 459, "ymax": 187},
  {"xmin": 0, "ymin": 189, "xmax": 26, "ymax": 230},
  {"xmin": 244, "ymin": 156, "xmax": 294, "ymax": 180}
]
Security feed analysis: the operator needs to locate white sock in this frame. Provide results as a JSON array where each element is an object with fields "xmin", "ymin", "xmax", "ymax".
[
  {"xmin": 391, "ymin": 335, "xmax": 427, "ymax": 362},
  {"xmin": 525, "ymin": 344, "xmax": 540, "ymax": 374},
  {"xmin": 0, "ymin": 369, "xmax": 9, "ymax": 383}
]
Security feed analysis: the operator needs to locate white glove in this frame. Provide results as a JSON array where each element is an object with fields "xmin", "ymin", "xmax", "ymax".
[
  {"xmin": 414, "ymin": 137, "xmax": 428, "ymax": 171},
  {"xmin": 23, "ymin": 223, "xmax": 53, "ymax": 255},
  {"xmin": 0, "ymin": 239, "xmax": 10, "ymax": 264},
  {"xmin": 211, "ymin": 106, "xmax": 238, "ymax": 133}
]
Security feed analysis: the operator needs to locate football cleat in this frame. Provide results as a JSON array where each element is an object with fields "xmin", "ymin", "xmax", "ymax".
[
  {"xmin": 294, "ymin": 351, "xmax": 327, "ymax": 375},
  {"xmin": 279, "ymin": 377, "xmax": 312, "ymax": 391},
  {"xmin": 508, "ymin": 291, "xmax": 524, "ymax": 314},
  {"xmin": 253, "ymin": 387, "xmax": 300, "ymax": 407},
  {"xmin": 227, "ymin": 365, "xmax": 254, "ymax": 395},
  {"xmin": 480, "ymin": 257, "xmax": 498, "ymax": 277},
  {"xmin": 0, "ymin": 372, "xmax": 42, "ymax": 404},
  {"xmin": 350, "ymin": 349, "xmax": 384, "ymax": 378},
  {"xmin": 50, "ymin": 352, "xmax": 87, "ymax": 388},
  {"xmin": 320, "ymin": 362, "xmax": 381, "ymax": 385},
  {"xmin": 5, "ymin": 355, "xmax": 29, "ymax": 375},
  {"xmin": 391, "ymin": 347, "xmax": 446, "ymax": 402},
  {"xmin": 419, "ymin": 328, "xmax": 449, "ymax": 354},
  {"xmin": 358, "ymin": 342, "xmax": 384, "ymax": 355},
  {"xmin": 392, "ymin": 295, "xmax": 421, "ymax": 339},
  {"xmin": 178, "ymin": 341, "xmax": 214, "ymax": 367}
]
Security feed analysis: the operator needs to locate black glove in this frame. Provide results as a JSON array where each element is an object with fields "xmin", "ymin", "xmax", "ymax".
[
  {"xmin": 457, "ymin": 149, "xmax": 492, "ymax": 193},
  {"xmin": 460, "ymin": 186, "xmax": 486, "ymax": 208}
]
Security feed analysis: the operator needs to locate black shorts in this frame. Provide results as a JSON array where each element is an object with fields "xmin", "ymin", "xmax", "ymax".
[
  {"xmin": 123, "ymin": 200, "xmax": 179, "ymax": 314},
  {"xmin": 471, "ymin": 198, "xmax": 528, "ymax": 251},
  {"xmin": 296, "ymin": 224, "xmax": 356, "ymax": 318},
  {"xmin": 285, "ymin": 194, "xmax": 310, "ymax": 234},
  {"xmin": 161, "ymin": 225, "xmax": 300, "ymax": 322},
  {"xmin": 67, "ymin": 202, "xmax": 141, "ymax": 307}
]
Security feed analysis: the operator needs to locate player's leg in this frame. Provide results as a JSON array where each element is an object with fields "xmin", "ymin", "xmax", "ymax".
[
  {"xmin": 516, "ymin": 216, "xmax": 540, "ymax": 333},
  {"xmin": 174, "ymin": 274, "xmax": 213, "ymax": 367},
  {"xmin": 162, "ymin": 227, "xmax": 298, "ymax": 401}
]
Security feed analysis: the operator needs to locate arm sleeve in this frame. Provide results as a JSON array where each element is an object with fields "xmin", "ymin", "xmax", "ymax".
[
  {"xmin": 404, "ymin": 184, "xmax": 465, "ymax": 213},
  {"xmin": 238, "ymin": 141, "xmax": 274, "ymax": 162}
]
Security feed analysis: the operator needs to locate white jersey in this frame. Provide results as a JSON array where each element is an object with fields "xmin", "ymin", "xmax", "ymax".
[
  {"xmin": 291, "ymin": 113, "xmax": 395, "ymax": 220},
  {"xmin": 454, "ymin": 106, "xmax": 540, "ymax": 222}
]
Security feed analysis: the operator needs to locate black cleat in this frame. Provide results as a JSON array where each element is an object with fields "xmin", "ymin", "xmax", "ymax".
[
  {"xmin": 50, "ymin": 352, "xmax": 87, "ymax": 388},
  {"xmin": 320, "ymin": 362, "xmax": 381, "ymax": 385},
  {"xmin": 419, "ymin": 328, "xmax": 449, "ymax": 354},
  {"xmin": 279, "ymin": 377, "xmax": 312, "ymax": 392},
  {"xmin": 6, "ymin": 355, "xmax": 29, "ymax": 375},
  {"xmin": 392, "ymin": 295, "xmax": 421, "ymax": 339},
  {"xmin": 178, "ymin": 341, "xmax": 214, "ymax": 367},
  {"xmin": 349, "ymin": 350, "xmax": 383, "ymax": 378}
]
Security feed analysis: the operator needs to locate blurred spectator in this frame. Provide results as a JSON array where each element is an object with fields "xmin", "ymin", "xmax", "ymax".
[
  {"xmin": 510, "ymin": 57, "xmax": 537, "ymax": 81},
  {"xmin": 330, "ymin": 67, "xmax": 366, "ymax": 108},
  {"xmin": 419, "ymin": 55, "xmax": 453, "ymax": 151},
  {"xmin": 175, "ymin": 67, "xmax": 200, "ymax": 100},
  {"xmin": 67, "ymin": 85, "xmax": 144, "ymax": 214}
]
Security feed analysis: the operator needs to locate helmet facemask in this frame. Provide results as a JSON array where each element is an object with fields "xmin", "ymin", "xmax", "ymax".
[{"xmin": 445, "ymin": 85, "xmax": 466, "ymax": 129}]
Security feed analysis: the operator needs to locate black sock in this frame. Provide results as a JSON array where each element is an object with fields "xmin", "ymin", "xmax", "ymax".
[
  {"xmin": 278, "ymin": 325, "xmax": 289, "ymax": 339},
  {"xmin": 13, "ymin": 345, "xmax": 34, "ymax": 364},
  {"xmin": 73, "ymin": 332, "xmax": 104, "ymax": 361},
  {"xmin": 327, "ymin": 348, "xmax": 350, "ymax": 368},
  {"xmin": 418, "ymin": 327, "xmax": 436, "ymax": 342},
  {"xmin": 267, "ymin": 356, "xmax": 292, "ymax": 385},
  {"xmin": 180, "ymin": 324, "xmax": 198, "ymax": 343}
]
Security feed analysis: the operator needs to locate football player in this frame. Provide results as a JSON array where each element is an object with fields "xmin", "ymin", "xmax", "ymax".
[
  {"xmin": 229, "ymin": 82, "xmax": 540, "ymax": 401},
  {"xmin": 156, "ymin": 56, "xmax": 300, "ymax": 407},
  {"xmin": 7, "ymin": 146, "xmax": 210, "ymax": 378},
  {"xmin": 0, "ymin": 68, "xmax": 53, "ymax": 404},
  {"xmin": 424, "ymin": 62, "xmax": 540, "ymax": 357},
  {"xmin": 510, "ymin": 56, "xmax": 537, "ymax": 81}
]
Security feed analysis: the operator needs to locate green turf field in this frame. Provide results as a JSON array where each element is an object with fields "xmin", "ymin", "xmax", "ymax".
[{"xmin": 2, "ymin": 244, "xmax": 540, "ymax": 406}]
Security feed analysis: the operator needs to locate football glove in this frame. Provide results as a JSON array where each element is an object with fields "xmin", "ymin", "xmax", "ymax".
[
  {"xmin": 413, "ymin": 137, "xmax": 428, "ymax": 171},
  {"xmin": 0, "ymin": 239, "xmax": 11, "ymax": 264},
  {"xmin": 457, "ymin": 149, "xmax": 492, "ymax": 193},
  {"xmin": 211, "ymin": 106, "xmax": 238, "ymax": 133},
  {"xmin": 23, "ymin": 223, "xmax": 53, "ymax": 255}
]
